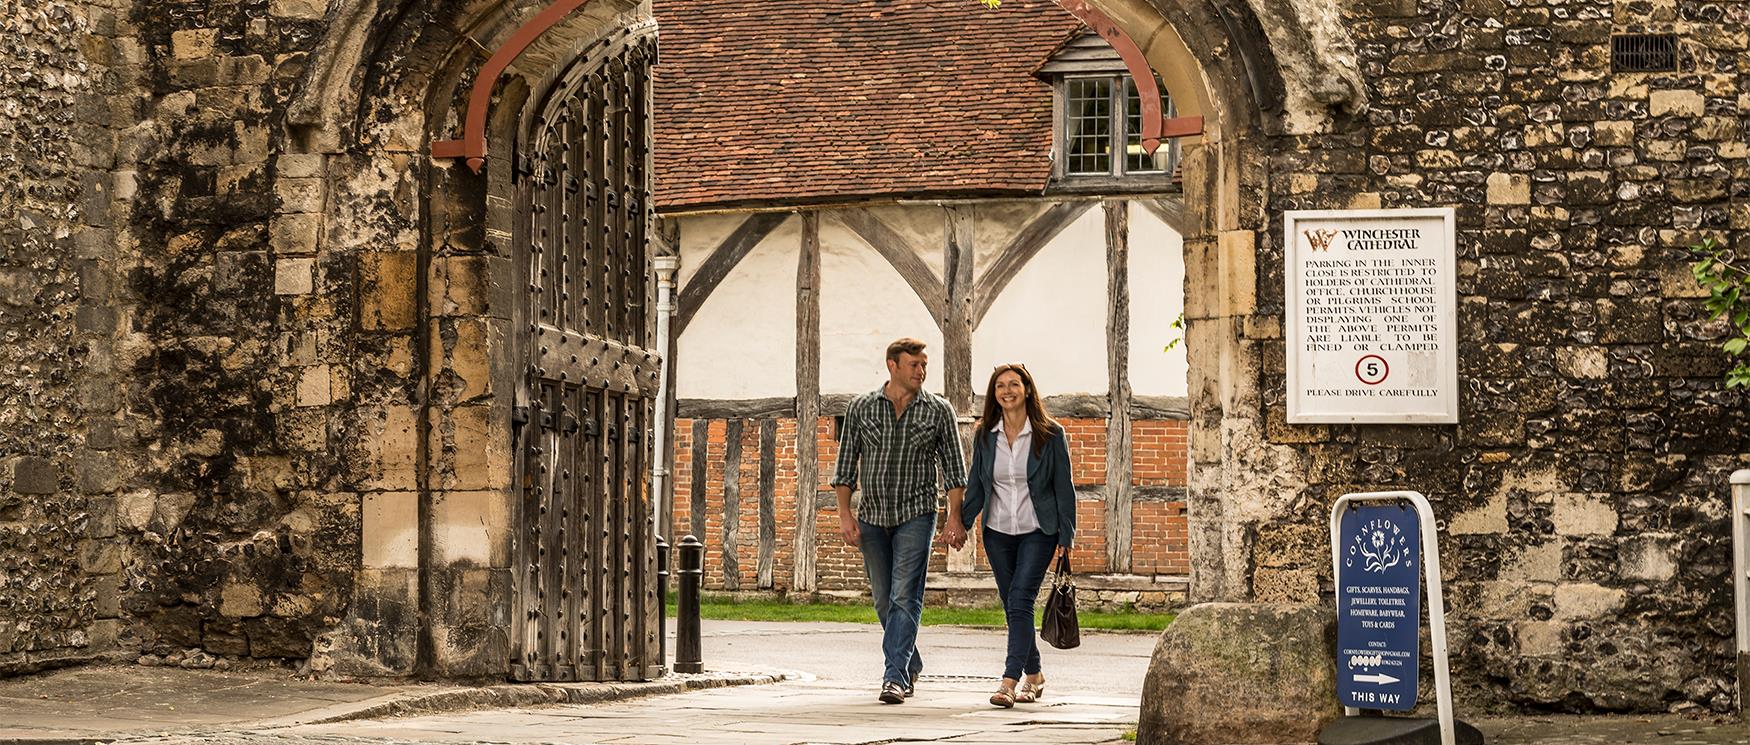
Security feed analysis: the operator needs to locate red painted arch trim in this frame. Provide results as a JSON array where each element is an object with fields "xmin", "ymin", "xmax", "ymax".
[
  {"xmin": 431, "ymin": 0, "xmax": 1200, "ymax": 169},
  {"xmin": 1055, "ymin": 0, "xmax": 1201, "ymax": 154},
  {"xmin": 431, "ymin": 0, "xmax": 598, "ymax": 173}
]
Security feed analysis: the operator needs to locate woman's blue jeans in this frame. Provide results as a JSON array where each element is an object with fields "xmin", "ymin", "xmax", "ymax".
[{"xmin": 983, "ymin": 527, "xmax": 1056, "ymax": 681}]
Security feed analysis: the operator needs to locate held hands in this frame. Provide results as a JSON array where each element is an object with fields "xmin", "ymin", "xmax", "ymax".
[{"xmin": 943, "ymin": 520, "xmax": 967, "ymax": 550}]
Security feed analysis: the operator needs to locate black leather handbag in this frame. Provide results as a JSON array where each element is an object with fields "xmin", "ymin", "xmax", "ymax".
[{"xmin": 1039, "ymin": 554, "xmax": 1081, "ymax": 650}]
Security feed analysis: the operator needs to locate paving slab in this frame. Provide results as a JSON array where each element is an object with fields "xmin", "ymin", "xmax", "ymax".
[
  {"xmin": 0, "ymin": 666, "xmax": 412, "ymax": 742},
  {"xmin": 0, "ymin": 662, "xmax": 782, "ymax": 743},
  {"xmin": 248, "ymin": 677, "xmax": 1137, "ymax": 745}
]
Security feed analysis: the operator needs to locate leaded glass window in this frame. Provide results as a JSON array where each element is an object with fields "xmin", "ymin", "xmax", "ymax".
[
  {"xmin": 1055, "ymin": 73, "xmax": 1178, "ymax": 181},
  {"xmin": 1125, "ymin": 77, "xmax": 1173, "ymax": 173},
  {"xmin": 1066, "ymin": 77, "xmax": 1113, "ymax": 175}
]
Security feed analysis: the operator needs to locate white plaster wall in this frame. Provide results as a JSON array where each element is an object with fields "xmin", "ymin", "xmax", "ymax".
[
  {"xmin": 865, "ymin": 204, "xmax": 946, "ymax": 283},
  {"xmin": 673, "ymin": 203, "xmax": 1186, "ymax": 402},
  {"xmin": 674, "ymin": 213, "xmax": 750, "ymax": 290},
  {"xmin": 676, "ymin": 216, "xmax": 799, "ymax": 399},
  {"xmin": 972, "ymin": 207, "xmax": 1109, "ymax": 396},
  {"xmin": 972, "ymin": 202, "xmax": 1042, "ymax": 278},
  {"xmin": 1128, "ymin": 204, "xmax": 1188, "ymax": 397},
  {"xmin": 820, "ymin": 219, "xmax": 946, "ymax": 396}
]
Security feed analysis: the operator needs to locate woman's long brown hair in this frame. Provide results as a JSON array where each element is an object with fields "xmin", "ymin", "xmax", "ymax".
[{"xmin": 977, "ymin": 363, "xmax": 1060, "ymax": 457}]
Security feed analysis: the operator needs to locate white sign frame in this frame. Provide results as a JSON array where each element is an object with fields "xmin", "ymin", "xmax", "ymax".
[{"xmin": 1285, "ymin": 208, "xmax": 1458, "ymax": 424}]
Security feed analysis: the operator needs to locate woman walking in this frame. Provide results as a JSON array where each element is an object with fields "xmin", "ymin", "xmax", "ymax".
[{"xmin": 944, "ymin": 363, "xmax": 1077, "ymax": 708}]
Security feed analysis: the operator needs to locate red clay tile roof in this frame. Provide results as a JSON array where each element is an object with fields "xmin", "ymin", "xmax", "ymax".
[{"xmin": 652, "ymin": 0, "xmax": 1081, "ymax": 212}]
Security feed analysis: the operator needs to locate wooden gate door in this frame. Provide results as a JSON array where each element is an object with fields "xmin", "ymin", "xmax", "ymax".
[{"xmin": 510, "ymin": 28, "xmax": 661, "ymax": 683}]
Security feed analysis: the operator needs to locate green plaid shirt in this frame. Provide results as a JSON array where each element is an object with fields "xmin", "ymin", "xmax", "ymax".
[{"xmin": 831, "ymin": 386, "xmax": 968, "ymax": 527}]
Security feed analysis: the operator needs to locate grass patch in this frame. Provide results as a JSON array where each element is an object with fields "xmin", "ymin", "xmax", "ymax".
[{"xmin": 666, "ymin": 594, "xmax": 1173, "ymax": 631}]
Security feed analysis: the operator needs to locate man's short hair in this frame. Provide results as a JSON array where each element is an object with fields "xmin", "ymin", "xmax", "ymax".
[{"xmin": 886, "ymin": 337, "xmax": 927, "ymax": 363}]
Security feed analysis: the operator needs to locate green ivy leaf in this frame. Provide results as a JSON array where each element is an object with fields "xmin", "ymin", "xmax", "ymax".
[
  {"xmin": 1688, "ymin": 236, "xmax": 1749, "ymax": 387},
  {"xmin": 1162, "ymin": 312, "xmax": 1186, "ymax": 353}
]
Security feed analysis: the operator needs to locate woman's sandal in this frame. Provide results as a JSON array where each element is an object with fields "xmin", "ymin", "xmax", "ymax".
[
  {"xmin": 1014, "ymin": 677, "xmax": 1045, "ymax": 703},
  {"xmin": 989, "ymin": 685, "xmax": 1016, "ymax": 708}
]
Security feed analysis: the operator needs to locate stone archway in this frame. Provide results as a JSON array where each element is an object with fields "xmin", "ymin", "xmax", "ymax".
[
  {"xmin": 288, "ymin": 0, "xmax": 659, "ymax": 679},
  {"xmin": 1082, "ymin": 0, "xmax": 1369, "ymax": 605},
  {"xmin": 278, "ymin": 0, "xmax": 1360, "ymax": 678}
]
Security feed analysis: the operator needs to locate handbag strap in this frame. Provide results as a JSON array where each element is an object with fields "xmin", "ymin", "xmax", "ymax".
[{"xmin": 1053, "ymin": 553, "xmax": 1073, "ymax": 585}]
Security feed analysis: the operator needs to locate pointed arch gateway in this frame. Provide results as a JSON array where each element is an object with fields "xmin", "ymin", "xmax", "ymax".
[{"xmin": 301, "ymin": 0, "xmax": 1356, "ymax": 679}]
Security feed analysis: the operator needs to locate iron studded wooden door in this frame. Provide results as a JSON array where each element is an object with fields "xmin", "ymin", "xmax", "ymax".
[{"xmin": 511, "ymin": 30, "xmax": 661, "ymax": 683}]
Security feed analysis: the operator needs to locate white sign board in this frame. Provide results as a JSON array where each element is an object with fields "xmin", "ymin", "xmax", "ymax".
[{"xmin": 1285, "ymin": 208, "xmax": 1457, "ymax": 424}]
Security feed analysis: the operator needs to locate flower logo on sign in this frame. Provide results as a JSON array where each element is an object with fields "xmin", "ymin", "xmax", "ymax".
[{"xmin": 1346, "ymin": 517, "xmax": 1412, "ymax": 574}]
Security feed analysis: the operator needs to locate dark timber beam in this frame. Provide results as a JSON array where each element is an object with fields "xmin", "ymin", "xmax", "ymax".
[
  {"xmin": 1140, "ymin": 197, "xmax": 1192, "ymax": 235},
  {"xmin": 1103, "ymin": 200, "xmax": 1134, "ymax": 574},
  {"xmin": 674, "ymin": 212, "xmax": 790, "ymax": 337},
  {"xmin": 977, "ymin": 393, "xmax": 1193, "ymax": 419},
  {"xmin": 944, "ymin": 206, "xmax": 975, "ymax": 412},
  {"xmin": 677, "ymin": 397, "xmax": 796, "ymax": 420},
  {"xmin": 688, "ymin": 419, "xmax": 708, "ymax": 540},
  {"xmin": 758, "ymin": 419, "xmax": 777, "ymax": 590},
  {"xmin": 830, "ymin": 209, "xmax": 947, "ymax": 326},
  {"xmin": 972, "ymin": 202, "xmax": 1092, "ymax": 329},
  {"xmin": 794, "ymin": 212, "xmax": 822, "ymax": 591},
  {"xmin": 722, "ymin": 419, "xmax": 744, "ymax": 590}
]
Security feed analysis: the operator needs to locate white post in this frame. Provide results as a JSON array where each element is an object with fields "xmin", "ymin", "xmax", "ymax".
[
  {"xmin": 652, "ymin": 254, "xmax": 680, "ymax": 541},
  {"xmin": 1330, "ymin": 490, "xmax": 1455, "ymax": 745},
  {"xmin": 1732, "ymin": 469, "xmax": 1750, "ymax": 711}
]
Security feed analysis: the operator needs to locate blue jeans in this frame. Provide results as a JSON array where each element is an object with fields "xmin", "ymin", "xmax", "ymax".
[
  {"xmin": 983, "ymin": 527, "xmax": 1056, "ymax": 681},
  {"xmin": 860, "ymin": 512, "xmax": 934, "ymax": 686}
]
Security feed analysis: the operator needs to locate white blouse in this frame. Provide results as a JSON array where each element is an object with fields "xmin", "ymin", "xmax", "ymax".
[{"xmin": 985, "ymin": 418, "xmax": 1041, "ymax": 536}]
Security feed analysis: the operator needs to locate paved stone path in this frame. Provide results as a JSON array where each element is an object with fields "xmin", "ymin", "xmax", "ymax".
[
  {"xmin": 132, "ymin": 621, "xmax": 1154, "ymax": 744},
  {"xmin": 4, "ymin": 620, "xmax": 1748, "ymax": 744},
  {"xmin": 185, "ymin": 679, "xmax": 1138, "ymax": 744},
  {"xmin": 0, "ymin": 665, "xmax": 408, "ymax": 741}
]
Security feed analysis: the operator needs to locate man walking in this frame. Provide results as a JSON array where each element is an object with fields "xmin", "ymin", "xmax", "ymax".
[{"xmin": 831, "ymin": 338, "xmax": 967, "ymax": 704}]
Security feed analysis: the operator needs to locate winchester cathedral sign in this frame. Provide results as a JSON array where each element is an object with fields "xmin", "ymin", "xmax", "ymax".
[{"xmin": 1285, "ymin": 209, "xmax": 1458, "ymax": 424}]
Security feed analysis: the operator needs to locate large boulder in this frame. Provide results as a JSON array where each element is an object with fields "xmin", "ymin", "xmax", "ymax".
[{"xmin": 1138, "ymin": 603, "xmax": 1340, "ymax": 745}]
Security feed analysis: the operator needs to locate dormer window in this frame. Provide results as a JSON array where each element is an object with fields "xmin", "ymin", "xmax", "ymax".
[{"xmin": 1040, "ymin": 32, "xmax": 1180, "ymax": 187}]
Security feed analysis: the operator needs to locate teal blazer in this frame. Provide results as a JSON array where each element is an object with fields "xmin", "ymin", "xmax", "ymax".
[{"xmin": 959, "ymin": 424, "xmax": 1077, "ymax": 547}]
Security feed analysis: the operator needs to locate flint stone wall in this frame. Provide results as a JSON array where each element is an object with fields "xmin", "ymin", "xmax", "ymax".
[
  {"xmin": 1245, "ymin": 0, "xmax": 1750, "ymax": 713},
  {"xmin": 0, "ymin": 0, "xmax": 127, "ymax": 674}
]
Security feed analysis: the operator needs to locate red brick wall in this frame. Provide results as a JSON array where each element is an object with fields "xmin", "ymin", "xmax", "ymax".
[
  {"xmin": 670, "ymin": 414, "xmax": 1189, "ymax": 591},
  {"xmin": 1130, "ymin": 501, "xmax": 1190, "ymax": 575},
  {"xmin": 1060, "ymin": 418, "xmax": 1107, "ymax": 485},
  {"xmin": 1132, "ymin": 419, "xmax": 1189, "ymax": 487}
]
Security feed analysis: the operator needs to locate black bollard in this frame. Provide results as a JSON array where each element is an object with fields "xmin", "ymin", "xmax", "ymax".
[
  {"xmin": 656, "ymin": 535, "xmax": 670, "ymax": 673},
  {"xmin": 674, "ymin": 534, "xmax": 704, "ymax": 673}
]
